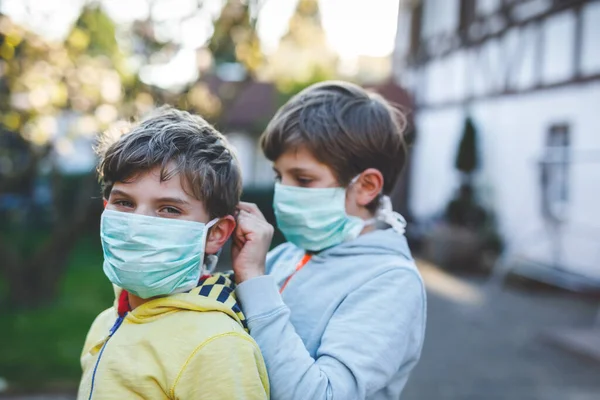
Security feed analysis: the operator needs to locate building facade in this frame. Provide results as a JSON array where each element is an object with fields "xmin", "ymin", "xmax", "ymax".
[{"xmin": 394, "ymin": 0, "xmax": 600, "ymax": 286}]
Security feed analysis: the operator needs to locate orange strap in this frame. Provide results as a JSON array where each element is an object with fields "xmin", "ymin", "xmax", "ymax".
[{"xmin": 279, "ymin": 254, "xmax": 312, "ymax": 293}]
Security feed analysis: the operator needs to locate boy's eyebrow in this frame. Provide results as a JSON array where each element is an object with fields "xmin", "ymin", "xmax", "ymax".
[
  {"xmin": 288, "ymin": 167, "xmax": 315, "ymax": 175},
  {"xmin": 273, "ymin": 166, "xmax": 312, "ymax": 174},
  {"xmin": 156, "ymin": 197, "xmax": 190, "ymax": 206},
  {"xmin": 111, "ymin": 189, "xmax": 190, "ymax": 206},
  {"xmin": 110, "ymin": 189, "xmax": 131, "ymax": 198}
]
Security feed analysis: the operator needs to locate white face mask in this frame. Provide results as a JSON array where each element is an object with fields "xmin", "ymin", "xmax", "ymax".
[
  {"xmin": 101, "ymin": 210, "xmax": 218, "ymax": 299},
  {"xmin": 273, "ymin": 182, "xmax": 365, "ymax": 252},
  {"xmin": 273, "ymin": 175, "xmax": 407, "ymax": 252}
]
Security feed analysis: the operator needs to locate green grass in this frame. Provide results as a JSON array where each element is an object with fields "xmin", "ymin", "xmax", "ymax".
[{"xmin": 0, "ymin": 234, "xmax": 112, "ymax": 390}]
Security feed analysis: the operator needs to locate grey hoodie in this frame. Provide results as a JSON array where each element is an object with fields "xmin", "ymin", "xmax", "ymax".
[{"xmin": 235, "ymin": 228, "xmax": 427, "ymax": 400}]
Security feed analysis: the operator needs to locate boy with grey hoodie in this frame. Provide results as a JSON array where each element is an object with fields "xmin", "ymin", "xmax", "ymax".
[{"xmin": 231, "ymin": 81, "xmax": 427, "ymax": 400}]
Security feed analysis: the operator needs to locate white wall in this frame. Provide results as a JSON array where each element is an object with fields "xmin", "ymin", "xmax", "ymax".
[
  {"xmin": 399, "ymin": 1, "xmax": 600, "ymax": 277},
  {"xmin": 411, "ymin": 5, "xmax": 599, "ymax": 106},
  {"xmin": 542, "ymin": 11, "xmax": 576, "ymax": 84},
  {"xmin": 581, "ymin": 1, "xmax": 600, "ymax": 76},
  {"xmin": 410, "ymin": 82, "xmax": 600, "ymax": 278},
  {"xmin": 253, "ymin": 152, "xmax": 276, "ymax": 188},
  {"xmin": 421, "ymin": 0, "xmax": 460, "ymax": 39},
  {"xmin": 477, "ymin": 0, "xmax": 502, "ymax": 16},
  {"xmin": 226, "ymin": 132, "xmax": 275, "ymax": 189},
  {"xmin": 226, "ymin": 132, "xmax": 256, "ymax": 187}
]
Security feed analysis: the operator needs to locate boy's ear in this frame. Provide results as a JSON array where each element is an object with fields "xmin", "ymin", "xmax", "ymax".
[
  {"xmin": 355, "ymin": 168, "xmax": 384, "ymax": 207},
  {"xmin": 103, "ymin": 199, "xmax": 108, "ymax": 208},
  {"xmin": 205, "ymin": 216, "xmax": 236, "ymax": 255}
]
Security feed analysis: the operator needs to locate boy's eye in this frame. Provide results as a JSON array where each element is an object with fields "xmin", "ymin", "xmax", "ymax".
[
  {"xmin": 114, "ymin": 200, "xmax": 134, "ymax": 208},
  {"xmin": 161, "ymin": 206, "xmax": 181, "ymax": 215},
  {"xmin": 296, "ymin": 177, "xmax": 313, "ymax": 186}
]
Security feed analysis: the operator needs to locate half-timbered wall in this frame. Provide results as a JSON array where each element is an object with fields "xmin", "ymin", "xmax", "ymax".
[{"xmin": 395, "ymin": 0, "xmax": 600, "ymax": 279}]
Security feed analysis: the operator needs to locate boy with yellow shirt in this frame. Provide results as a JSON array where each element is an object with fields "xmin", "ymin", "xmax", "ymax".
[{"xmin": 78, "ymin": 107, "xmax": 269, "ymax": 399}]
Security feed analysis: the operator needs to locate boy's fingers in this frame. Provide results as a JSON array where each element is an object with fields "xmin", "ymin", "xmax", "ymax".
[
  {"xmin": 237, "ymin": 210, "xmax": 273, "ymax": 239},
  {"xmin": 238, "ymin": 209, "xmax": 266, "ymax": 227},
  {"xmin": 238, "ymin": 202, "xmax": 265, "ymax": 218},
  {"xmin": 237, "ymin": 212, "xmax": 261, "ymax": 232},
  {"xmin": 233, "ymin": 229, "xmax": 247, "ymax": 244},
  {"xmin": 237, "ymin": 210, "xmax": 255, "ymax": 224}
]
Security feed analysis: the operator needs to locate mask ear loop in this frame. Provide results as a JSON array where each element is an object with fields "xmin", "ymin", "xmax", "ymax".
[
  {"xmin": 349, "ymin": 174, "xmax": 407, "ymax": 234},
  {"xmin": 376, "ymin": 196, "xmax": 407, "ymax": 234},
  {"xmin": 204, "ymin": 252, "xmax": 220, "ymax": 275},
  {"xmin": 202, "ymin": 218, "xmax": 221, "ymax": 276}
]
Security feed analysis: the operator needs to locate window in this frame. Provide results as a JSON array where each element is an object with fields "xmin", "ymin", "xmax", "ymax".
[{"xmin": 540, "ymin": 123, "xmax": 570, "ymax": 222}]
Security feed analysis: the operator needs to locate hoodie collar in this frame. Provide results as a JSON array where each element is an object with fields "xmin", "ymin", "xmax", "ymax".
[
  {"xmin": 113, "ymin": 273, "xmax": 248, "ymax": 331},
  {"xmin": 312, "ymin": 228, "xmax": 412, "ymax": 261}
]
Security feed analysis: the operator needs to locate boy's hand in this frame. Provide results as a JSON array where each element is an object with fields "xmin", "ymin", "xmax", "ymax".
[{"xmin": 232, "ymin": 202, "xmax": 274, "ymax": 284}]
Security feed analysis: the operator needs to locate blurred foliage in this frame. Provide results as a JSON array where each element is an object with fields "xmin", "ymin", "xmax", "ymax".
[
  {"xmin": 455, "ymin": 116, "xmax": 479, "ymax": 176},
  {"xmin": 0, "ymin": 0, "xmax": 270, "ymax": 309},
  {"xmin": 156, "ymin": 0, "xmax": 265, "ymax": 126},
  {"xmin": 0, "ymin": 7, "xmax": 134, "ymax": 145},
  {"xmin": 209, "ymin": 0, "xmax": 263, "ymax": 75},
  {"xmin": 276, "ymin": 64, "xmax": 334, "ymax": 106},
  {"xmin": 68, "ymin": 6, "xmax": 121, "ymax": 63},
  {"xmin": 0, "ymin": 7, "xmax": 132, "ymax": 309},
  {"xmin": 261, "ymin": 0, "xmax": 336, "ymax": 96}
]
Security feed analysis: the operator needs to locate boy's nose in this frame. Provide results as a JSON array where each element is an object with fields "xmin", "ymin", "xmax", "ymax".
[
  {"xmin": 134, "ymin": 205, "xmax": 155, "ymax": 217},
  {"xmin": 281, "ymin": 177, "xmax": 296, "ymax": 186}
]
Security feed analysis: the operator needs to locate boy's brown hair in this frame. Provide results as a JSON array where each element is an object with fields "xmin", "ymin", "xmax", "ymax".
[
  {"xmin": 97, "ymin": 107, "xmax": 242, "ymax": 218},
  {"xmin": 260, "ymin": 80, "xmax": 408, "ymax": 200}
]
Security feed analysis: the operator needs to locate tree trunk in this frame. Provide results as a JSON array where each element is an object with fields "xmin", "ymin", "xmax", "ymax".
[
  {"xmin": 4, "ymin": 224, "xmax": 83, "ymax": 308},
  {"xmin": 1, "ymin": 173, "xmax": 97, "ymax": 310}
]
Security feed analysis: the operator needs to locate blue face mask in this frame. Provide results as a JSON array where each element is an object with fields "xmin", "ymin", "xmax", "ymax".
[
  {"xmin": 100, "ymin": 210, "xmax": 218, "ymax": 299},
  {"xmin": 273, "ymin": 182, "xmax": 366, "ymax": 252}
]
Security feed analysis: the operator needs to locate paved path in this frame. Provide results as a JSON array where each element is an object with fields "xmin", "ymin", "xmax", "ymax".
[{"xmin": 403, "ymin": 261, "xmax": 600, "ymax": 400}]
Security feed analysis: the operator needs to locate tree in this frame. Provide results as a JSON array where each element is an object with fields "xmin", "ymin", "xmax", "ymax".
[
  {"xmin": 0, "ymin": 7, "xmax": 132, "ymax": 308},
  {"xmin": 209, "ymin": 0, "xmax": 263, "ymax": 73},
  {"xmin": 0, "ymin": 0, "xmax": 267, "ymax": 308},
  {"xmin": 262, "ymin": 0, "xmax": 337, "ymax": 96},
  {"xmin": 163, "ymin": 0, "xmax": 266, "ymax": 130},
  {"xmin": 455, "ymin": 116, "xmax": 479, "ymax": 183}
]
